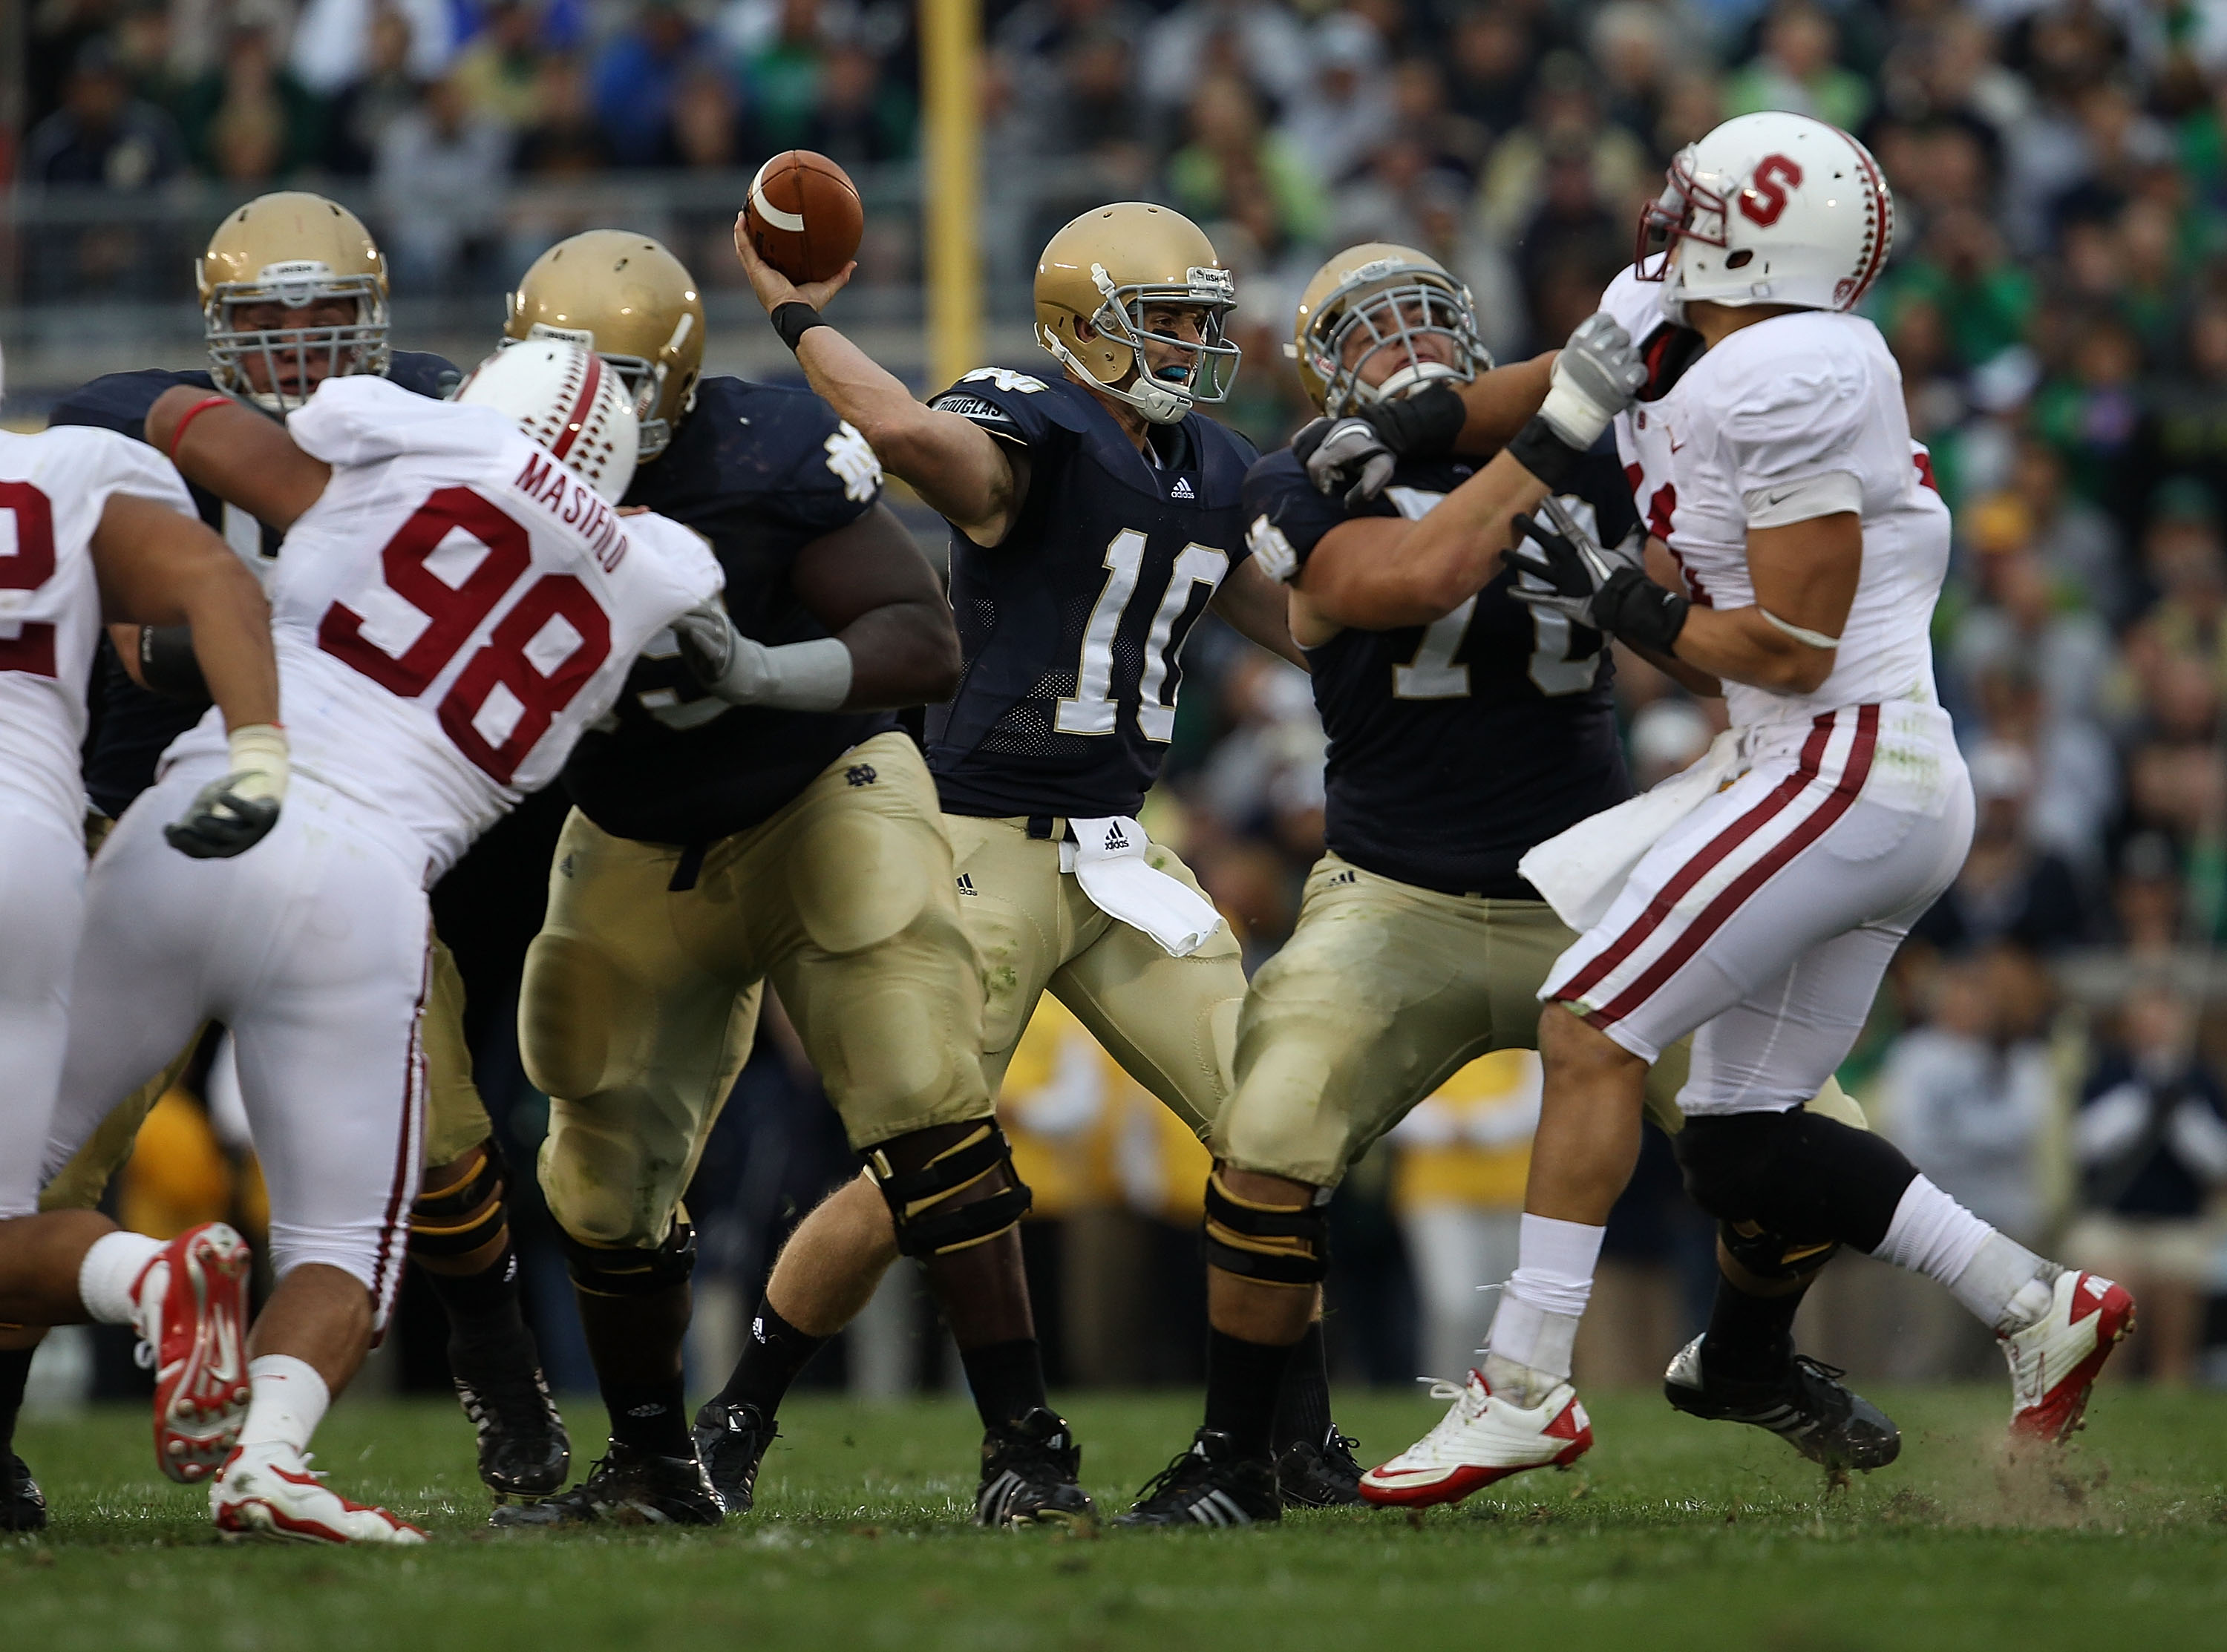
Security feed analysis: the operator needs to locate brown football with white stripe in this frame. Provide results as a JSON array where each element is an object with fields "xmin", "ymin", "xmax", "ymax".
[{"xmin": 744, "ymin": 150, "xmax": 865, "ymax": 284}]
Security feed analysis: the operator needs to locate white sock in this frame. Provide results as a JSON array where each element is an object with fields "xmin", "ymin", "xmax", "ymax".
[
  {"xmin": 76, "ymin": 1231, "xmax": 164, "ymax": 1325},
  {"xmin": 237, "ymin": 1355, "xmax": 330, "ymax": 1455},
  {"xmin": 1874, "ymin": 1176, "xmax": 2052, "ymax": 1333},
  {"xmin": 1483, "ymin": 1215, "xmax": 1605, "ymax": 1398}
]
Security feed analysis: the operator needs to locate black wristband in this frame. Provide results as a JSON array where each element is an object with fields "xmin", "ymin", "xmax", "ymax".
[
  {"xmin": 1505, "ymin": 413, "xmax": 1589, "ymax": 493},
  {"xmin": 138, "ymin": 623, "xmax": 212, "ymax": 705},
  {"xmin": 771, "ymin": 301, "xmax": 825, "ymax": 351},
  {"xmin": 1367, "ymin": 381, "xmax": 1468, "ymax": 458},
  {"xmin": 1599, "ymin": 566, "xmax": 1690, "ymax": 655}
]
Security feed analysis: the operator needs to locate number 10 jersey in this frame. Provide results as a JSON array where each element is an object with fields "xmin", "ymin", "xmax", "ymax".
[
  {"xmin": 1242, "ymin": 447, "xmax": 1637, "ymax": 899},
  {"xmin": 923, "ymin": 370, "xmax": 1258, "ymax": 821},
  {"xmin": 160, "ymin": 376, "xmax": 723, "ymax": 881}
]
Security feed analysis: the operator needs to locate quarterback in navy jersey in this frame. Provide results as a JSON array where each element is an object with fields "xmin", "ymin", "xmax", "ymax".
[
  {"xmin": 0, "ymin": 192, "xmax": 575, "ymax": 1535},
  {"xmin": 484, "ymin": 235, "xmax": 1062, "ymax": 1535},
  {"xmin": 718, "ymin": 203, "xmax": 1414, "ymax": 1513}
]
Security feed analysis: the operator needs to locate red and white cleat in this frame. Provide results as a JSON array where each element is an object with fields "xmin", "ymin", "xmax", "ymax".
[
  {"xmin": 211, "ymin": 1442, "xmax": 428, "ymax": 1545},
  {"xmin": 1358, "ymin": 1371, "xmax": 1592, "ymax": 1509},
  {"xmin": 131, "ymin": 1222, "xmax": 253, "ymax": 1485},
  {"xmin": 2002, "ymin": 1269, "xmax": 2136, "ymax": 1446}
]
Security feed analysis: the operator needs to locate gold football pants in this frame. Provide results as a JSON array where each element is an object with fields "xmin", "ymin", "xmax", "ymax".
[
  {"xmin": 946, "ymin": 813, "xmax": 1246, "ymax": 1138},
  {"xmin": 1214, "ymin": 853, "xmax": 1862, "ymax": 1188},
  {"xmin": 522, "ymin": 731, "xmax": 991, "ymax": 1250}
]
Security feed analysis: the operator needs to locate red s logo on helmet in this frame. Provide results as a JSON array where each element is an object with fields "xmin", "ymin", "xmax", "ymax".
[{"xmin": 1739, "ymin": 155, "xmax": 1803, "ymax": 227}]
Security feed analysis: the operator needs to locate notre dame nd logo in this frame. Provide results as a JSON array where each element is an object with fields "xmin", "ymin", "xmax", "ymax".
[{"xmin": 845, "ymin": 764, "xmax": 877, "ymax": 787}]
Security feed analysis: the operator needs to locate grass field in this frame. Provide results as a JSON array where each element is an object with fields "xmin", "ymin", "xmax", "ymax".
[{"xmin": 8, "ymin": 1386, "xmax": 2227, "ymax": 1652}]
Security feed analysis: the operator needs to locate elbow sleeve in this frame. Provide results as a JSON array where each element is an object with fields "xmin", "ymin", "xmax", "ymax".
[{"xmin": 138, "ymin": 625, "xmax": 212, "ymax": 705}]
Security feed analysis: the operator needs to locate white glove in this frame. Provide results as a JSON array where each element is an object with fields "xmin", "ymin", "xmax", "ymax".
[
  {"xmin": 166, "ymin": 724, "xmax": 287, "ymax": 859},
  {"xmin": 1537, "ymin": 313, "xmax": 1646, "ymax": 449},
  {"xmin": 670, "ymin": 600, "xmax": 854, "ymax": 711}
]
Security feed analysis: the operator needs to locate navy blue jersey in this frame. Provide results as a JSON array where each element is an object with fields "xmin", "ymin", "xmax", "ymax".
[
  {"xmin": 923, "ymin": 370, "xmax": 1257, "ymax": 819},
  {"xmin": 50, "ymin": 353, "xmax": 457, "ymax": 816},
  {"xmin": 1243, "ymin": 447, "xmax": 1639, "ymax": 898},
  {"xmin": 560, "ymin": 376, "xmax": 893, "ymax": 845}
]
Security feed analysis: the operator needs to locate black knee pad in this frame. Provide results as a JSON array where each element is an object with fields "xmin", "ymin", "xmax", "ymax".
[
  {"xmin": 560, "ymin": 1218, "xmax": 697, "ymax": 1298},
  {"xmin": 1719, "ymin": 1220, "xmax": 1841, "ymax": 1285},
  {"xmin": 1202, "ymin": 1167, "xmax": 1330, "ymax": 1287},
  {"xmin": 1675, "ymin": 1109, "xmax": 1919, "ymax": 1254},
  {"xmin": 408, "ymin": 1139, "xmax": 508, "ymax": 1263},
  {"xmin": 865, "ymin": 1121, "xmax": 1033, "ymax": 1259}
]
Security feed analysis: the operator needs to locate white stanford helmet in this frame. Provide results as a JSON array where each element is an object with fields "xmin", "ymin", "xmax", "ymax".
[
  {"xmin": 1637, "ymin": 111, "xmax": 1893, "ymax": 325},
  {"xmin": 455, "ymin": 338, "xmax": 639, "ymax": 503}
]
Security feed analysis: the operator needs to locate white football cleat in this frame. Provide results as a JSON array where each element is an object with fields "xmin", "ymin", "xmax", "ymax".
[
  {"xmin": 211, "ymin": 1442, "xmax": 428, "ymax": 1544},
  {"xmin": 131, "ymin": 1222, "xmax": 254, "ymax": 1484},
  {"xmin": 1358, "ymin": 1371, "xmax": 1592, "ymax": 1508},
  {"xmin": 2002, "ymin": 1269, "xmax": 2136, "ymax": 1446}
]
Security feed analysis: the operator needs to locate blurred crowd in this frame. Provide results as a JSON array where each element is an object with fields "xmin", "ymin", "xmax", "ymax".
[{"xmin": 17, "ymin": 0, "xmax": 2227, "ymax": 1397}]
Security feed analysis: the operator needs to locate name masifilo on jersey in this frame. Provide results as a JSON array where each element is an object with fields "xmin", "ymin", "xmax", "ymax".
[{"xmin": 511, "ymin": 450, "xmax": 630, "ymax": 571}]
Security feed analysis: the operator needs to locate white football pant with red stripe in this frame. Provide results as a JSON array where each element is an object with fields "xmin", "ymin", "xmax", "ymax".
[
  {"xmin": 45, "ymin": 764, "xmax": 429, "ymax": 1329},
  {"xmin": 1543, "ymin": 701, "xmax": 1972, "ymax": 1114}
]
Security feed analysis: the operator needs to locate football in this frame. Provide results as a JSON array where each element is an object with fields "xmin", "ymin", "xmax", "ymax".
[{"xmin": 743, "ymin": 150, "xmax": 865, "ymax": 284}]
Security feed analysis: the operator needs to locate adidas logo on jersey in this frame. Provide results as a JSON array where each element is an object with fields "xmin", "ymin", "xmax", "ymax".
[
  {"xmin": 1170, "ymin": 476, "xmax": 1195, "ymax": 500},
  {"xmin": 1102, "ymin": 824, "xmax": 1130, "ymax": 850},
  {"xmin": 955, "ymin": 873, "xmax": 978, "ymax": 896}
]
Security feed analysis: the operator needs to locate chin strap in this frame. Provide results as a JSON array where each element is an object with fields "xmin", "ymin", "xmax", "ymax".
[{"xmin": 1036, "ymin": 328, "xmax": 1192, "ymax": 425}]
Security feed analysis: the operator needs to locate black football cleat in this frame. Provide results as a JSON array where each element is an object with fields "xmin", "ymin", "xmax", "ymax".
[
  {"xmin": 1664, "ymin": 1335, "xmax": 1901, "ymax": 1472},
  {"xmin": 692, "ymin": 1398, "xmax": 777, "ymax": 1515},
  {"xmin": 976, "ymin": 1407, "xmax": 1096, "ymax": 1527},
  {"xmin": 1276, "ymin": 1424, "xmax": 1364, "ymax": 1509},
  {"xmin": 1, "ymin": 1449, "xmax": 47, "ymax": 1532},
  {"xmin": 487, "ymin": 1440, "xmax": 722, "ymax": 1529},
  {"xmin": 452, "ymin": 1338, "xmax": 571, "ymax": 1500},
  {"xmin": 1115, "ymin": 1429, "xmax": 1282, "ymax": 1527}
]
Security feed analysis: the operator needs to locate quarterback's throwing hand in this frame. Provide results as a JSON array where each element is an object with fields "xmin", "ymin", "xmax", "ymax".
[
  {"xmin": 1537, "ymin": 314, "xmax": 1647, "ymax": 449},
  {"xmin": 1507, "ymin": 510, "xmax": 1688, "ymax": 653},
  {"xmin": 730, "ymin": 212, "xmax": 854, "ymax": 314},
  {"xmin": 165, "ymin": 723, "xmax": 288, "ymax": 859}
]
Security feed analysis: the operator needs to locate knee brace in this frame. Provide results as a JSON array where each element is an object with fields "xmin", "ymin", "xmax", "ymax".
[
  {"xmin": 1719, "ymin": 1219, "xmax": 1840, "ymax": 1285},
  {"xmin": 561, "ymin": 1214, "xmax": 697, "ymax": 1298},
  {"xmin": 1201, "ymin": 1167, "xmax": 1330, "ymax": 1288},
  {"xmin": 863, "ymin": 1120, "xmax": 1033, "ymax": 1259},
  {"xmin": 408, "ymin": 1139, "xmax": 509, "ymax": 1271},
  {"xmin": 1675, "ymin": 1109, "xmax": 1919, "ymax": 1256}
]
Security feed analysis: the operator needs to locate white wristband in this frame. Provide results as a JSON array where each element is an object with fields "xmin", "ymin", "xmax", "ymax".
[
  {"xmin": 224, "ymin": 722, "xmax": 290, "ymax": 804},
  {"xmin": 1537, "ymin": 377, "xmax": 1614, "ymax": 450}
]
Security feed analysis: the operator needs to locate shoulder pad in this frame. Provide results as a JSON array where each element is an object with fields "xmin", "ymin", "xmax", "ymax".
[
  {"xmin": 934, "ymin": 367, "xmax": 1095, "ymax": 439},
  {"xmin": 49, "ymin": 368, "xmax": 213, "ymax": 439}
]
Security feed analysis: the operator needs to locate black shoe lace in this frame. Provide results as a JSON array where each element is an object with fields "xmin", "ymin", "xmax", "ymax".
[{"xmin": 1132, "ymin": 1445, "xmax": 1213, "ymax": 1507}]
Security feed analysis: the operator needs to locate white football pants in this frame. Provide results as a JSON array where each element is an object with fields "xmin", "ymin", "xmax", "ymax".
[
  {"xmin": 0, "ymin": 806, "xmax": 88, "ymax": 1220},
  {"xmin": 1544, "ymin": 703, "xmax": 1974, "ymax": 1117},
  {"xmin": 45, "ymin": 765, "xmax": 431, "ymax": 1329}
]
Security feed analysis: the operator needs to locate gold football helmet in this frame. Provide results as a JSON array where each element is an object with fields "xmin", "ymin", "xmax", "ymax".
[
  {"xmin": 198, "ymin": 191, "xmax": 390, "ymax": 413},
  {"xmin": 506, "ymin": 231, "xmax": 704, "ymax": 461},
  {"xmin": 1290, "ymin": 243, "xmax": 1488, "ymax": 418},
  {"xmin": 1034, "ymin": 203, "xmax": 1239, "ymax": 425}
]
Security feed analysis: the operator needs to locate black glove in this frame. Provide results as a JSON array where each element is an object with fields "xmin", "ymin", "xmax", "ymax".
[
  {"xmin": 1505, "ymin": 511, "xmax": 1688, "ymax": 655},
  {"xmin": 163, "ymin": 781, "xmax": 281, "ymax": 859}
]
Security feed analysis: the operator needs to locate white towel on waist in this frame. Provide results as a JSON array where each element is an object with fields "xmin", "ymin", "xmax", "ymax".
[
  {"xmin": 1517, "ymin": 730, "xmax": 1743, "ymax": 931},
  {"xmin": 1060, "ymin": 815, "xmax": 1225, "ymax": 958}
]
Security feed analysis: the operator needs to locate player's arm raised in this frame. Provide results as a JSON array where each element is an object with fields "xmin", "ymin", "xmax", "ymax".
[
  {"xmin": 731, "ymin": 220, "xmax": 1027, "ymax": 545},
  {"xmin": 1292, "ymin": 315, "xmax": 1645, "ymax": 635},
  {"xmin": 145, "ymin": 385, "xmax": 331, "ymax": 531},
  {"xmin": 90, "ymin": 492, "xmax": 288, "ymax": 856}
]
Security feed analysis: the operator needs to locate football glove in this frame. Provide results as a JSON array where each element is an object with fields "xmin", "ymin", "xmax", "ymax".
[
  {"xmin": 1537, "ymin": 313, "xmax": 1646, "ymax": 450},
  {"xmin": 670, "ymin": 600, "xmax": 854, "ymax": 712},
  {"xmin": 1506, "ymin": 507, "xmax": 1689, "ymax": 654},
  {"xmin": 1295, "ymin": 382, "xmax": 1468, "ymax": 506},
  {"xmin": 165, "ymin": 723, "xmax": 287, "ymax": 859}
]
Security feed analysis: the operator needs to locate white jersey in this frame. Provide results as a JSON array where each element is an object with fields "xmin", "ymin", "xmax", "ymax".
[
  {"xmin": 162, "ymin": 375, "xmax": 722, "ymax": 880},
  {"xmin": 0, "ymin": 426, "xmax": 196, "ymax": 831},
  {"xmin": 1648, "ymin": 309, "xmax": 1950, "ymax": 743},
  {"xmin": 1599, "ymin": 265, "xmax": 1679, "ymax": 554}
]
